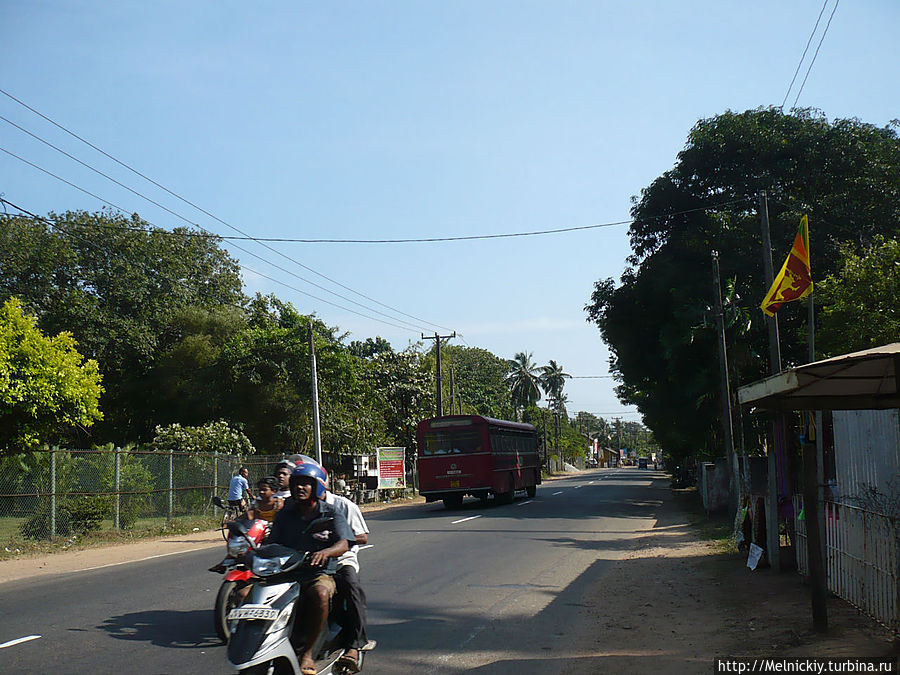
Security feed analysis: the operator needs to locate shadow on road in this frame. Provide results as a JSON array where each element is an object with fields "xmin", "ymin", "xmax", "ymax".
[{"xmin": 98, "ymin": 609, "xmax": 221, "ymax": 649}]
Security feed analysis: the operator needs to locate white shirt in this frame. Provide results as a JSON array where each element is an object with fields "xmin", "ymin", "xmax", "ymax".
[{"xmin": 324, "ymin": 491, "xmax": 369, "ymax": 573}]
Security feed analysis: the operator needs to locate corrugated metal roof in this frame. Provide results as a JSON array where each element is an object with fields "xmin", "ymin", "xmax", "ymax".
[{"xmin": 737, "ymin": 343, "xmax": 900, "ymax": 411}]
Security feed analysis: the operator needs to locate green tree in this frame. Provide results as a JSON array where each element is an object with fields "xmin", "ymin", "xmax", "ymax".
[
  {"xmin": 506, "ymin": 352, "xmax": 542, "ymax": 420},
  {"xmin": 585, "ymin": 109, "xmax": 900, "ymax": 462},
  {"xmin": 440, "ymin": 345, "xmax": 513, "ymax": 419},
  {"xmin": 539, "ymin": 359, "xmax": 571, "ymax": 403},
  {"xmin": 362, "ymin": 346, "xmax": 433, "ymax": 456},
  {"xmin": 0, "ymin": 297, "xmax": 103, "ymax": 454},
  {"xmin": 151, "ymin": 420, "xmax": 255, "ymax": 455},
  {"xmin": 0, "ymin": 211, "xmax": 244, "ymax": 443},
  {"xmin": 816, "ymin": 236, "xmax": 900, "ymax": 356}
]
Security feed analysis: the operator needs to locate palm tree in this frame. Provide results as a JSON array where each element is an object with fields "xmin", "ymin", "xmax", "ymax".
[
  {"xmin": 539, "ymin": 359, "xmax": 571, "ymax": 403},
  {"xmin": 506, "ymin": 352, "xmax": 542, "ymax": 420}
]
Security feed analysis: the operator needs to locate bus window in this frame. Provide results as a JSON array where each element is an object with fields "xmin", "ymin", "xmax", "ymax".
[{"xmin": 422, "ymin": 430, "xmax": 482, "ymax": 456}]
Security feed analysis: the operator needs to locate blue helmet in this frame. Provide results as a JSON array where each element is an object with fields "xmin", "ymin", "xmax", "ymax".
[{"xmin": 289, "ymin": 460, "xmax": 329, "ymax": 500}]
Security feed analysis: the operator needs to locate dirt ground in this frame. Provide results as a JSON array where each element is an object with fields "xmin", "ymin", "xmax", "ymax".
[{"xmin": 563, "ymin": 488, "xmax": 898, "ymax": 674}]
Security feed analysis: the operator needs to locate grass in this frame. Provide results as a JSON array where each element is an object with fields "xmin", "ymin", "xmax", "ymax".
[{"xmin": 0, "ymin": 513, "xmax": 220, "ymax": 561}]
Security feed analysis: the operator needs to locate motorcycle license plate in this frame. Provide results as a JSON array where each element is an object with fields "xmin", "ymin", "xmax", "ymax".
[{"xmin": 227, "ymin": 607, "xmax": 279, "ymax": 621}]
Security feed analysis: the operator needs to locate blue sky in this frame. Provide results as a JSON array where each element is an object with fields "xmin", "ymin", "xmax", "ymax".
[{"xmin": 2, "ymin": 1, "xmax": 898, "ymax": 422}]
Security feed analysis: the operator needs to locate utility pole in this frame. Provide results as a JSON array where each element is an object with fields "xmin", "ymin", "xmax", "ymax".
[
  {"xmin": 422, "ymin": 332, "xmax": 455, "ymax": 416},
  {"xmin": 712, "ymin": 251, "xmax": 740, "ymax": 514},
  {"xmin": 449, "ymin": 367, "xmax": 457, "ymax": 415},
  {"xmin": 309, "ymin": 321, "xmax": 322, "ymax": 464},
  {"xmin": 759, "ymin": 190, "xmax": 781, "ymax": 573}
]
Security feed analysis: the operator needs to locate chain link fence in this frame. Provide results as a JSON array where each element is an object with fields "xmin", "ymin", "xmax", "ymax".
[
  {"xmin": 0, "ymin": 448, "xmax": 418, "ymax": 548},
  {"xmin": 0, "ymin": 448, "xmax": 295, "ymax": 546}
]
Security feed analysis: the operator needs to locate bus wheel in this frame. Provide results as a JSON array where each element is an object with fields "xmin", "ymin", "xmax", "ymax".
[
  {"xmin": 526, "ymin": 484, "xmax": 536, "ymax": 498},
  {"xmin": 443, "ymin": 494, "xmax": 464, "ymax": 509}
]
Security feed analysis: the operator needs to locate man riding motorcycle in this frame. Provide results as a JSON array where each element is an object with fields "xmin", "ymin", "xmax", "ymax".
[{"xmin": 267, "ymin": 462, "xmax": 355, "ymax": 675}]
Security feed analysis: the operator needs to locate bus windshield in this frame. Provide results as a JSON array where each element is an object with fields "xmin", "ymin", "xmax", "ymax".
[{"xmin": 421, "ymin": 430, "xmax": 482, "ymax": 456}]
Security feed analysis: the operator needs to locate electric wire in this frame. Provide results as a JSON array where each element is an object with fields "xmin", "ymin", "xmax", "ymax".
[
  {"xmin": 0, "ymin": 145, "xmax": 429, "ymax": 333},
  {"xmin": 0, "ymin": 123, "xmax": 431, "ymax": 333},
  {"xmin": 780, "ymin": 0, "xmax": 830, "ymax": 110},
  {"xmin": 0, "ymin": 90, "xmax": 453, "ymax": 333},
  {"xmin": 791, "ymin": 0, "xmax": 840, "ymax": 110},
  {"xmin": 0, "ymin": 195, "xmax": 418, "ymax": 333}
]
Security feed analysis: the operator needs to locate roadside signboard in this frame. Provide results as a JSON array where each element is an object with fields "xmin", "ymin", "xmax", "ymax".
[{"xmin": 376, "ymin": 447, "xmax": 406, "ymax": 489}]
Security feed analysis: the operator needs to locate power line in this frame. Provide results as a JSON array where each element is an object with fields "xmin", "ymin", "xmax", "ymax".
[
  {"xmin": 0, "ymin": 195, "xmax": 418, "ymax": 333},
  {"xmin": 780, "ymin": 0, "xmax": 830, "ymax": 110},
  {"xmin": 791, "ymin": 0, "xmax": 841, "ymax": 110},
  {"xmin": 0, "ymin": 145, "xmax": 435, "ymax": 333},
  {"xmin": 0, "ymin": 90, "xmax": 453, "ymax": 333},
  {"xmin": 0, "ymin": 122, "xmax": 430, "ymax": 332}
]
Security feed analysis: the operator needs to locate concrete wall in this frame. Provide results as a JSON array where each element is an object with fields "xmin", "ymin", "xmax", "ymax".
[{"xmin": 700, "ymin": 458, "xmax": 731, "ymax": 512}]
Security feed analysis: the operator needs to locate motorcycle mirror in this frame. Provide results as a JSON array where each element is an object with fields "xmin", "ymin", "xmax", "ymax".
[{"xmin": 212, "ymin": 496, "xmax": 226, "ymax": 509}]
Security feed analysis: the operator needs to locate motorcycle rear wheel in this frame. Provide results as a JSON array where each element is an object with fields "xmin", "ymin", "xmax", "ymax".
[{"xmin": 214, "ymin": 580, "xmax": 242, "ymax": 643}]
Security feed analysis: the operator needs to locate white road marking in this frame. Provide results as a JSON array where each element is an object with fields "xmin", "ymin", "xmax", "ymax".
[
  {"xmin": 68, "ymin": 545, "xmax": 215, "ymax": 574},
  {"xmin": 0, "ymin": 635, "xmax": 41, "ymax": 649},
  {"xmin": 451, "ymin": 515, "xmax": 482, "ymax": 524},
  {"xmin": 552, "ymin": 491, "xmax": 563, "ymax": 495},
  {"xmin": 574, "ymin": 485, "xmax": 581, "ymax": 489},
  {"xmin": 516, "ymin": 500, "xmax": 533, "ymax": 507}
]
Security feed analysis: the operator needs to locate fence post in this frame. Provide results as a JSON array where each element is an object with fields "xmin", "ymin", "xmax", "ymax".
[
  {"xmin": 50, "ymin": 446, "xmax": 57, "ymax": 539},
  {"xmin": 213, "ymin": 451, "xmax": 218, "ymax": 511},
  {"xmin": 114, "ymin": 447, "xmax": 121, "ymax": 530},
  {"xmin": 167, "ymin": 450, "xmax": 174, "ymax": 528}
]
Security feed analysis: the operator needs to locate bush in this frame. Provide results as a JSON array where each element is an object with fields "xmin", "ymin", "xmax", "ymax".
[
  {"xmin": 20, "ymin": 508, "xmax": 71, "ymax": 539},
  {"xmin": 64, "ymin": 495, "xmax": 112, "ymax": 534}
]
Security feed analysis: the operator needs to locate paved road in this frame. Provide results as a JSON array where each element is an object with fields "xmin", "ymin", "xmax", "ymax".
[{"xmin": 0, "ymin": 467, "xmax": 666, "ymax": 674}]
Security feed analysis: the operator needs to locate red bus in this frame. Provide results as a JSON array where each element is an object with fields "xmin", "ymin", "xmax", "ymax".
[{"xmin": 416, "ymin": 415, "xmax": 541, "ymax": 508}]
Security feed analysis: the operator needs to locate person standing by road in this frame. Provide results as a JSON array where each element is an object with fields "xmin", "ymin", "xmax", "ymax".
[{"xmin": 227, "ymin": 467, "xmax": 254, "ymax": 509}]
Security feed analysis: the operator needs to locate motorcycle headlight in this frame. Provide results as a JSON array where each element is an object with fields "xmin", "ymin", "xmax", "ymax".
[
  {"xmin": 266, "ymin": 605, "xmax": 294, "ymax": 635},
  {"xmin": 252, "ymin": 554, "xmax": 292, "ymax": 576},
  {"xmin": 227, "ymin": 538, "xmax": 251, "ymax": 556}
]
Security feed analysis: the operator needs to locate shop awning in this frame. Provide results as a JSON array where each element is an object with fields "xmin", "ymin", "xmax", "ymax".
[{"xmin": 737, "ymin": 343, "xmax": 900, "ymax": 411}]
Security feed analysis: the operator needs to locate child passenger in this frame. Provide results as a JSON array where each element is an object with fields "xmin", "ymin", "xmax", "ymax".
[{"xmin": 248, "ymin": 476, "xmax": 283, "ymax": 523}]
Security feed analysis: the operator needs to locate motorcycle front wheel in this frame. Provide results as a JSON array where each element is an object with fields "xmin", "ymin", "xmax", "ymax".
[{"xmin": 214, "ymin": 580, "xmax": 242, "ymax": 643}]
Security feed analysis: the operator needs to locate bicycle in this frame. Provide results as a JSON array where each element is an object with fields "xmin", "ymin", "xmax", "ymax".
[{"xmin": 212, "ymin": 496, "xmax": 246, "ymax": 541}]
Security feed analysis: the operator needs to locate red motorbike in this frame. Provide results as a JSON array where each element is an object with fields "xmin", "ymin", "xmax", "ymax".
[{"xmin": 210, "ymin": 496, "xmax": 269, "ymax": 643}]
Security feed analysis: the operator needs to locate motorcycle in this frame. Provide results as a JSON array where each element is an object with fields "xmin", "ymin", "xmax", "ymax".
[
  {"xmin": 210, "ymin": 496, "xmax": 269, "ymax": 643},
  {"xmin": 225, "ymin": 519, "xmax": 375, "ymax": 675}
]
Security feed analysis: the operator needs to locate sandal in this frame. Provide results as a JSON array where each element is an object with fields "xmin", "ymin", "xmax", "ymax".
[
  {"xmin": 300, "ymin": 666, "xmax": 317, "ymax": 675},
  {"xmin": 337, "ymin": 653, "xmax": 360, "ymax": 673}
]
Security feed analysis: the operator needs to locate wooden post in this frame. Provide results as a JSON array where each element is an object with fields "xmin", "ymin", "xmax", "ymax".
[{"xmin": 803, "ymin": 442, "xmax": 828, "ymax": 630}]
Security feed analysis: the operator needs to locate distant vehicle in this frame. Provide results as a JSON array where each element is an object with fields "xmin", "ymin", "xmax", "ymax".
[
  {"xmin": 416, "ymin": 415, "xmax": 541, "ymax": 508},
  {"xmin": 638, "ymin": 457, "xmax": 648, "ymax": 469}
]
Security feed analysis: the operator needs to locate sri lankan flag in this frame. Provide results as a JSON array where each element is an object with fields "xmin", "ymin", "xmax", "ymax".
[{"xmin": 761, "ymin": 215, "xmax": 813, "ymax": 316}]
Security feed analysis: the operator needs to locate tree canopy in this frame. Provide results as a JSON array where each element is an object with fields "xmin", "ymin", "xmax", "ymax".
[
  {"xmin": 586, "ymin": 108, "xmax": 900, "ymax": 461},
  {"xmin": 0, "ymin": 297, "xmax": 103, "ymax": 454}
]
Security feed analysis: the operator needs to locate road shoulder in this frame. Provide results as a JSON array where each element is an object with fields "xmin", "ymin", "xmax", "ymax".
[{"xmin": 562, "ymin": 479, "xmax": 895, "ymax": 674}]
